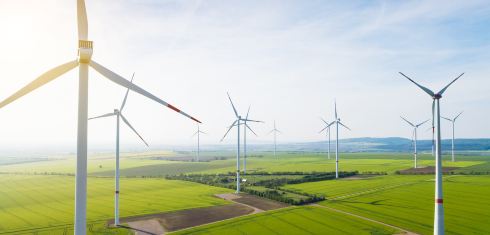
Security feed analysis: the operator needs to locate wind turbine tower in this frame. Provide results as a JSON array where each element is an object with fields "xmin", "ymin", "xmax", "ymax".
[
  {"xmin": 221, "ymin": 93, "xmax": 263, "ymax": 193},
  {"xmin": 191, "ymin": 124, "xmax": 209, "ymax": 161},
  {"xmin": 400, "ymin": 116, "xmax": 430, "ymax": 168},
  {"xmin": 327, "ymin": 100, "xmax": 351, "ymax": 179},
  {"xmin": 267, "ymin": 120, "xmax": 283, "ymax": 155},
  {"xmin": 0, "ymin": 1, "xmax": 201, "ymax": 233},
  {"xmin": 400, "ymin": 71, "xmax": 464, "ymax": 235},
  {"xmin": 88, "ymin": 73, "xmax": 149, "ymax": 226},
  {"xmin": 442, "ymin": 111, "xmax": 463, "ymax": 162}
]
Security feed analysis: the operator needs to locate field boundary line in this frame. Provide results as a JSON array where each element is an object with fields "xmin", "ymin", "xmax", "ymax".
[
  {"xmin": 311, "ymin": 204, "xmax": 419, "ymax": 235},
  {"xmin": 327, "ymin": 181, "xmax": 424, "ymax": 200}
]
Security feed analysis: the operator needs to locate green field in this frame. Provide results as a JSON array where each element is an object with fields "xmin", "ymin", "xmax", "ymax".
[
  {"xmin": 282, "ymin": 175, "xmax": 435, "ymax": 198},
  {"xmin": 319, "ymin": 176, "xmax": 490, "ymax": 235},
  {"xmin": 0, "ymin": 175, "xmax": 233, "ymax": 234},
  {"xmin": 172, "ymin": 206, "xmax": 403, "ymax": 235},
  {"xmin": 245, "ymin": 186, "xmax": 309, "ymax": 201}
]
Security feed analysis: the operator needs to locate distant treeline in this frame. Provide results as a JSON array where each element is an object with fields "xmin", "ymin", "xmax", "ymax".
[{"xmin": 243, "ymin": 188, "xmax": 325, "ymax": 205}]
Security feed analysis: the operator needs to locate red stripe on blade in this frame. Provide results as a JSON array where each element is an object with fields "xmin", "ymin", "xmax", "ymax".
[
  {"xmin": 115, "ymin": 191, "xmax": 119, "ymax": 194},
  {"xmin": 436, "ymin": 199, "xmax": 443, "ymax": 203},
  {"xmin": 237, "ymin": 170, "xmax": 240, "ymax": 172},
  {"xmin": 167, "ymin": 104, "xmax": 180, "ymax": 113},
  {"xmin": 191, "ymin": 117, "xmax": 201, "ymax": 123}
]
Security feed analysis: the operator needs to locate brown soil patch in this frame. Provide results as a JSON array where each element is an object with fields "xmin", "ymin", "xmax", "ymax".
[
  {"xmin": 107, "ymin": 204, "xmax": 253, "ymax": 232},
  {"xmin": 339, "ymin": 175, "xmax": 380, "ymax": 180},
  {"xmin": 231, "ymin": 194, "xmax": 290, "ymax": 211},
  {"xmin": 127, "ymin": 220, "xmax": 166, "ymax": 235},
  {"xmin": 397, "ymin": 166, "xmax": 460, "ymax": 174}
]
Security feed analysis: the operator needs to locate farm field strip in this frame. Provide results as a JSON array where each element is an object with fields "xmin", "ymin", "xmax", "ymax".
[
  {"xmin": 282, "ymin": 175, "xmax": 434, "ymax": 198},
  {"xmin": 319, "ymin": 176, "xmax": 490, "ymax": 235},
  {"xmin": 171, "ymin": 206, "xmax": 403, "ymax": 235},
  {"xmin": 0, "ymin": 175, "xmax": 234, "ymax": 234}
]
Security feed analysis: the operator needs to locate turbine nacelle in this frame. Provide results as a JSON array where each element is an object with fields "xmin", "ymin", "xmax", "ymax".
[
  {"xmin": 114, "ymin": 109, "xmax": 119, "ymax": 114},
  {"xmin": 78, "ymin": 40, "xmax": 93, "ymax": 63}
]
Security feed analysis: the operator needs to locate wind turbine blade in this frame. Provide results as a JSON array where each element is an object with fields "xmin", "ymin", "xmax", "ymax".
[
  {"xmin": 191, "ymin": 131, "xmax": 198, "ymax": 138},
  {"xmin": 436, "ymin": 73, "xmax": 464, "ymax": 96},
  {"xmin": 441, "ymin": 117, "xmax": 453, "ymax": 122},
  {"xmin": 334, "ymin": 99, "xmax": 337, "ymax": 120},
  {"xmin": 241, "ymin": 119, "xmax": 263, "ymax": 123},
  {"xmin": 426, "ymin": 126, "xmax": 433, "ymax": 132},
  {"xmin": 119, "ymin": 113, "xmax": 148, "ymax": 147},
  {"xmin": 454, "ymin": 111, "xmax": 464, "ymax": 121},
  {"xmin": 120, "ymin": 72, "xmax": 135, "ymax": 112},
  {"xmin": 199, "ymin": 131, "xmax": 210, "ymax": 135},
  {"xmin": 220, "ymin": 120, "xmax": 237, "ymax": 142},
  {"xmin": 276, "ymin": 130, "xmax": 284, "ymax": 134},
  {"xmin": 432, "ymin": 100, "xmax": 435, "ymax": 127},
  {"xmin": 227, "ymin": 92, "xmax": 238, "ymax": 118},
  {"xmin": 338, "ymin": 122, "xmax": 351, "ymax": 130},
  {"xmin": 399, "ymin": 72, "xmax": 435, "ymax": 97},
  {"xmin": 266, "ymin": 130, "xmax": 274, "ymax": 135},
  {"xmin": 319, "ymin": 117, "xmax": 329, "ymax": 125},
  {"xmin": 88, "ymin": 113, "xmax": 116, "ymax": 120},
  {"xmin": 89, "ymin": 61, "xmax": 201, "ymax": 123},
  {"xmin": 319, "ymin": 126, "xmax": 328, "ymax": 133},
  {"xmin": 410, "ymin": 129, "xmax": 415, "ymax": 148},
  {"xmin": 416, "ymin": 119, "xmax": 430, "ymax": 127},
  {"xmin": 245, "ymin": 124, "xmax": 258, "ymax": 137},
  {"xmin": 77, "ymin": 0, "xmax": 88, "ymax": 40},
  {"xmin": 0, "ymin": 60, "xmax": 79, "ymax": 110},
  {"xmin": 246, "ymin": 105, "xmax": 250, "ymax": 119},
  {"xmin": 400, "ymin": 116, "xmax": 415, "ymax": 127}
]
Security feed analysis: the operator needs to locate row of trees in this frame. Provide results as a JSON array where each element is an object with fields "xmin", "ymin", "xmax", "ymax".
[{"xmin": 242, "ymin": 188, "xmax": 325, "ymax": 205}]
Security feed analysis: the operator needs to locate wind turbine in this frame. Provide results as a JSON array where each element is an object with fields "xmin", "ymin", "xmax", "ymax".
[
  {"xmin": 221, "ymin": 93, "xmax": 263, "ymax": 193},
  {"xmin": 0, "ymin": 1, "xmax": 201, "ymax": 233},
  {"xmin": 319, "ymin": 117, "xmax": 334, "ymax": 159},
  {"xmin": 400, "ymin": 116, "xmax": 430, "ymax": 168},
  {"xmin": 266, "ymin": 120, "xmax": 283, "ymax": 155},
  {"xmin": 88, "ymin": 73, "xmax": 148, "ymax": 226},
  {"xmin": 191, "ymin": 124, "xmax": 209, "ymax": 161},
  {"xmin": 442, "ymin": 111, "xmax": 463, "ymax": 162},
  {"xmin": 426, "ymin": 126, "xmax": 435, "ymax": 156},
  {"xmin": 330, "ymin": 100, "xmax": 351, "ymax": 179},
  {"xmin": 400, "ymin": 71, "xmax": 464, "ymax": 235}
]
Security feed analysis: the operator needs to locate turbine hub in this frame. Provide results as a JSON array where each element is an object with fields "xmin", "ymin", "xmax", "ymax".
[
  {"xmin": 78, "ymin": 40, "xmax": 93, "ymax": 63},
  {"xmin": 114, "ymin": 109, "xmax": 119, "ymax": 113},
  {"xmin": 434, "ymin": 94, "xmax": 442, "ymax": 98},
  {"xmin": 337, "ymin": 118, "xmax": 340, "ymax": 121}
]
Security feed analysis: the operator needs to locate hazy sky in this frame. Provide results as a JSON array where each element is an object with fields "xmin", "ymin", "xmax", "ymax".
[{"xmin": 0, "ymin": 0, "xmax": 489, "ymax": 150}]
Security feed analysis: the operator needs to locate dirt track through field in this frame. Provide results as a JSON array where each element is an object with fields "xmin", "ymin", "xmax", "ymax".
[{"xmin": 311, "ymin": 204, "xmax": 419, "ymax": 235}]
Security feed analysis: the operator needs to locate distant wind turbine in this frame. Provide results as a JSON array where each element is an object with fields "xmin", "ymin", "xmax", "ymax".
[
  {"xmin": 267, "ymin": 120, "xmax": 283, "ymax": 155},
  {"xmin": 191, "ymin": 124, "xmax": 209, "ymax": 161},
  {"xmin": 221, "ymin": 93, "xmax": 263, "ymax": 193},
  {"xmin": 319, "ymin": 117, "xmax": 334, "ymax": 159},
  {"xmin": 231, "ymin": 106, "xmax": 260, "ymax": 171},
  {"xmin": 400, "ymin": 116, "xmax": 430, "ymax": 168},
  {"xmin": 400, "ymin": 71, "xmax": 464, "ymax": 235},
  {"xmin": 330, "ymin": 100, "xmax": 351, "ymax": 179},
  {"xmin": 0, "ymin": 1, "xmax": 201, "ymax": 233},
  {"xmin": 88, "ymin": 73, "xmax": 148, "ymax": 226},
  {"xmin": 442, "ymin": 111, "xmax": 463, "ymax": 162}
]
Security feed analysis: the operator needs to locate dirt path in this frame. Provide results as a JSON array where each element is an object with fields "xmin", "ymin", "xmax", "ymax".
[
  {"xmin": 214, "ymin": 193, "xmax": 264, "ymax": 214},
  {"xmin": 311, "ymin": 204, "xmax": 418, "ymax": 235}
]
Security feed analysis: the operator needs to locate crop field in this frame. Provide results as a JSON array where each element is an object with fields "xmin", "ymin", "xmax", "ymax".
[
  {"xmin": 172, "ymin": 206, "xmax": 403, "ymax": 235},
  {"xmin": 0, "ymin": 175, "xmax": 233, "ymax": 234},
  {"xmin": 453, "ymin": 162, "xmax": 490, "ymax": 173},
  {"xmin": 320, "ymin": 175, "xmax": 490, "ymax": 235},
  {"xmin": 282, "ymin": 175, "xmax": 435, "ymax": 198}
]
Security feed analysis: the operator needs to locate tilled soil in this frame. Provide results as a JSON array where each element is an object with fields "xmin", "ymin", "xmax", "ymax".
[
  {"xmin": 231, "ymin": 194, "xmax": 290, "ymax": 211},
  {"xmin": 107, "ymin": 204, "xmax": 253, "ymax": 232},
  {"xmin": 397, "ymin": 166, "xmax": 460, "ymax": 174}
]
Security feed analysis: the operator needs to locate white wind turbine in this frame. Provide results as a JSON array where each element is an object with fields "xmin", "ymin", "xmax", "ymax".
[
  {"xmin": 191, "ymin": 124, "xmax": 209, "ymax": 161},
  {"xmin": 229, "ymin": 106, "xmax": 260, "ymax": 171},
  {"xmin": 88, "ymin": 73, "xmax": 148, "ymax": 226},
  {"xmin": 319, "ymin": 117, "xmax": 334, "ymax": 159},
  {"xmin": 400, "ymin": 71, "xmax": 464, "ymax": 235},
  {"xmin": 442, "ymin": 111, "xmax": 463, "ymax": 162},
  {"xmin": 266, "ymin": 120, "xmax": 283, "ymax": 156},
  {"xmin": 0, "ymin": 1, "xmax": 201, "ymax": 233},
  {"xmin": 327, "ymin": 100, "xmax": 351, "ymax": 179},
  {"xmin": 400, "ymin": 116, "xmax": 430, "ymax": 168},
  {"xmin": 221, "ymin": 93, "xmax": 263, "ymax": 193}
]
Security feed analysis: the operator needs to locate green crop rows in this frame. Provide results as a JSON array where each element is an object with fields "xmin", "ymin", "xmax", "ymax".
[
  {"xmin": 0, "ymin": 174, "xmax": 233, "ymax": 234},
  {"xmin": 319, "ymin": 175, "xmax": 490, "ymax": 235},
  {"xmin": 172, "ymin": 206, "xmax": 403, "ymax": 235}
]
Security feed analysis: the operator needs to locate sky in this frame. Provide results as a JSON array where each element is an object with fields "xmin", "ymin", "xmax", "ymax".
[{"xmin": 0, "ymin": 0, "xmax": 489, "ymax": 151}]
